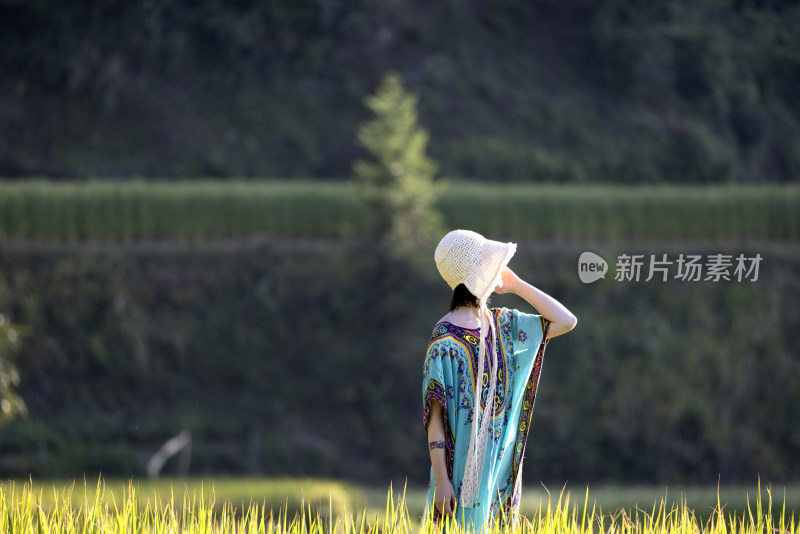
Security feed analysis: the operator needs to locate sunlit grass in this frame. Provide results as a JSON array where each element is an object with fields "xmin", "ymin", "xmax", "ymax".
[
  {"xmin": 5, "ymin": 477, "xmax": 355, "ymax": 519},
  {"xmin": 0, "ymin": 477, "xmax": 797, "ymax": 533}
]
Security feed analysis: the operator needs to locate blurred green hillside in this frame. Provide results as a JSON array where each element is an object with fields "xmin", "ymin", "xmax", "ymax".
[
  {"xmin": 0, "ymin": 239, "xmax": 797, "ymax": 484},
  {"xmin": 1, "ymin": 0, "xmax": 798, "ymax": 182},
  {"xmin": 1, "ymin": 180, "xmax": 798, "ymax": 241}
]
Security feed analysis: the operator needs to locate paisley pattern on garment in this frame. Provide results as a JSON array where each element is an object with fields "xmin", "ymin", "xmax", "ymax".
[
  {"xmin": 421, "ymin": 307, "xmax": 551, "ymax": 532},
  {"xmin": 423, "ymin": 378, "xmax": 456, "ymax": 483}
]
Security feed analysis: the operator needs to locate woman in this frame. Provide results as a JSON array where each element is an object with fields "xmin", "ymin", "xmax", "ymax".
[{"xmin": 422, "ymin": 229, "xmax": 577, "ymax": 531}]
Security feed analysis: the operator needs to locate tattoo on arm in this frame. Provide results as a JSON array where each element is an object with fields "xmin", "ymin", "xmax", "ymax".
[{"xmin": 429, "ymin": 440, "xmax": 446, "ymax": 450}]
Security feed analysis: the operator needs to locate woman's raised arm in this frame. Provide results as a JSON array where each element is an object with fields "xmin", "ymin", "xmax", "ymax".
[{"xmin": 494, "ymin": 267, "xmax": 577, "ymax": 339}]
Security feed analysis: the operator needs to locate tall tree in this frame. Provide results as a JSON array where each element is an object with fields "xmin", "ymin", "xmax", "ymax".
[{"xmin": 353, "ymin": 71, "xmax": 444, "ymax": 254}]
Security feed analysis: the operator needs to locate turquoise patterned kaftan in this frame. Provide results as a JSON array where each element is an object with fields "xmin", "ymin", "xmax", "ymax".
[{"xmin": 422, "ymin": 307, "xmax": 551, "ymax": 531}]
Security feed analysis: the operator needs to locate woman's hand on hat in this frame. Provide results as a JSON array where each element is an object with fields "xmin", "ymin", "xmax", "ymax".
[{"xmin": 494, "ymin": 267, "xmax": 522, "ymax": 295}]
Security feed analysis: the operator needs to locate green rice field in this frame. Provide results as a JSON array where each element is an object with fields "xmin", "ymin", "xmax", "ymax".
[
  {"xmin": 0, "ymin": 180, "xmax": 798, "ymax": 241},
  {"xmin": 1, "ymin": 477, "xmax": 797, "ymax": 533}
]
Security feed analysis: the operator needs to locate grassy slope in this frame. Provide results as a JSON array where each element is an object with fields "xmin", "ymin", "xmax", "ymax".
[{"xmin": 0, "ymin": 180, "xmax": 798, "ymax": 241}]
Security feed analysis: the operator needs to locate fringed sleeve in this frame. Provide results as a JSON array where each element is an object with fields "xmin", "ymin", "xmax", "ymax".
[{"xmin": 422, "ymin": 341, "xmax": 448, "ymax": 432}]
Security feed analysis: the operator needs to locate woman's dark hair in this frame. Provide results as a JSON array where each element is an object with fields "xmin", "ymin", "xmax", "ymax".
[{"xmin": 450, "ymin": 283, "xmax": 486, "ymax": 311}]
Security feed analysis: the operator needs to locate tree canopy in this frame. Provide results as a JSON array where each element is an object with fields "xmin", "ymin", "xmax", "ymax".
[{"xmin": 0, "ymin": 0, "xmax": 798, "ymax": 182}]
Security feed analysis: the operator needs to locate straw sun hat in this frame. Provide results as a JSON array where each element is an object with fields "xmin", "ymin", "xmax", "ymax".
[
  {"xmin": 433, "ymin": 229, "xmax": 517, "ymax": 509},
  {"xmin": 434, "ymin": 229, "xmax": 517, "ymax": 303}
]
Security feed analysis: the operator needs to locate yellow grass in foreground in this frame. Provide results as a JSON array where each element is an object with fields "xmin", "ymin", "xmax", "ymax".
[{"xmin": 0, "ymin": 478, "xmax": 796, "ymax": 534}]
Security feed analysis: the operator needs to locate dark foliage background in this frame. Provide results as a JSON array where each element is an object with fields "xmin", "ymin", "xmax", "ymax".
[
  {"xmin": 1, "ymin": 0, "xmax": 799, "ymax": 182},
  {"xmin": 0, "ymin": 239, "xmax": 797, "ymax": 484}
]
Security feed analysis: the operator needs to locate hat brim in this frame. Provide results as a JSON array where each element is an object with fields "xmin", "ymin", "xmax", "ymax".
[{"xmin": 465, "ymin": 240, "xmax": 517, "ymax": 302}]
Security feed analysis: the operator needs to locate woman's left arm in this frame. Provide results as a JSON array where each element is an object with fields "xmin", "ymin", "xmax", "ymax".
[{"xmin": 495, "ymin": 267, "xmax": 577, "ymax": 339}]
